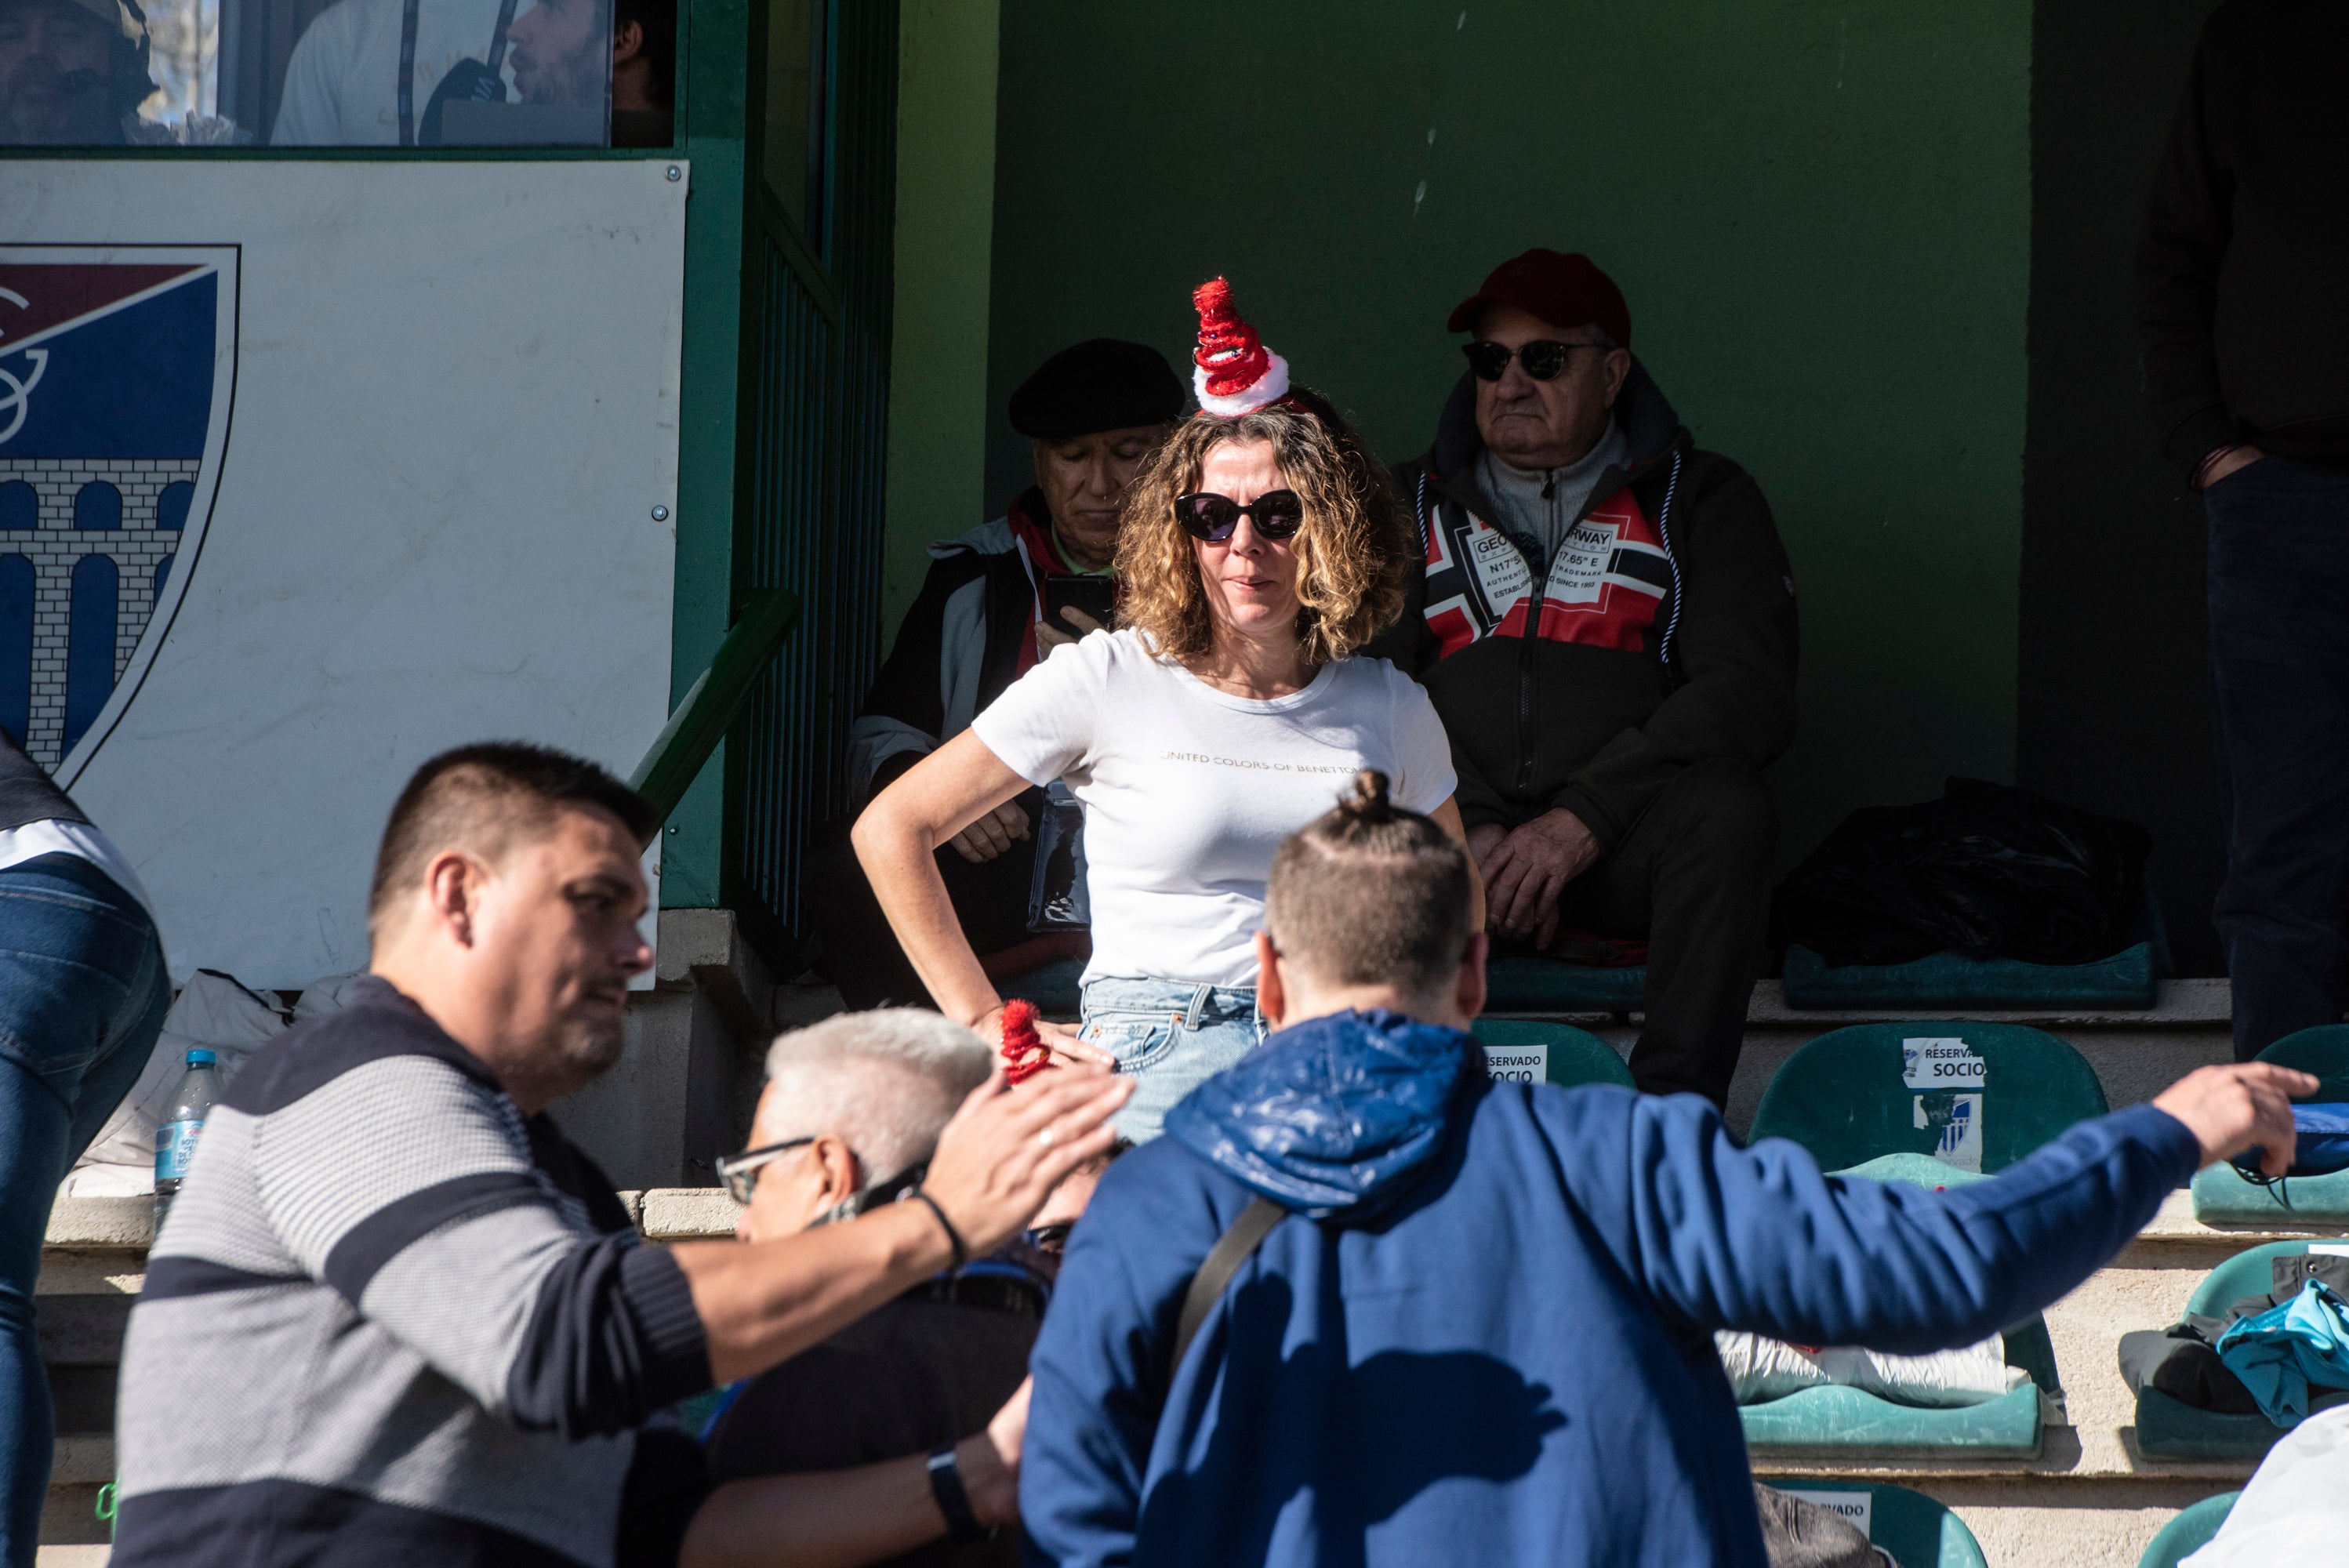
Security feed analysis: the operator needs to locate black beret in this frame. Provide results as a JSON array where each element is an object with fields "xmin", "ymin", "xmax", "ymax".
[{"xmin": 1007, "ymin": 339, "xmax": 1186, "ymax": 440}]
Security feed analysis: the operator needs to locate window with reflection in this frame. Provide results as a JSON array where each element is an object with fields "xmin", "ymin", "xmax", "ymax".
[{"xmin": 0, "ymin": 0, "xmax": 672, "ymax": 147}]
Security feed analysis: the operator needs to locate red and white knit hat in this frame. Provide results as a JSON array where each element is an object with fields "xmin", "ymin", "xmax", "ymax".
[{"xmin": 1190, "ymin": 277, "xmax": 1291, "ymax": 417}]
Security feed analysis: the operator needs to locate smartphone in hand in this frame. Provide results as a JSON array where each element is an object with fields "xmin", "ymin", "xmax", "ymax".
[{"xmin": 1043, "ymin": 575, "xmax": 1116, "ymax": 637}]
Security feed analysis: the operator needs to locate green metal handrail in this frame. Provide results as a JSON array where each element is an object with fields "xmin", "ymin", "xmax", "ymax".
[{"xmin": 628, "ymin": 589, "xmax": 802, "ymax": 840}]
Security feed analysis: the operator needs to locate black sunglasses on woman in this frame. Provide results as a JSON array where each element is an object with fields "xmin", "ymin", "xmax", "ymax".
[{"xmin": 1174, "ymin": 489, "xmax": 1306, "ymax": 543}]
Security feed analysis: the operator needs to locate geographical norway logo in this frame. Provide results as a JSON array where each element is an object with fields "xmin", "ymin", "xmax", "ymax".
[
  {"xmin": 1418, "ymin": 488, "xmax": 1671, "ymax": 659},
  {"xmin": 0, "ymin": 248, "xmax": 238, "ymax": 782}
]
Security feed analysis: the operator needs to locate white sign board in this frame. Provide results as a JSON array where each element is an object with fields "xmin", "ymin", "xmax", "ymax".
[
  {"xmin": 1483, "ymin": 1044, "xmax": 1547, "ymax": 1085},
  {"xmin": 1903, "ymin": 1036, "xmax": 1988, "ymax": 1173},
  {"xmin": 2, "ymin": 162, "xmax": 685, "ymax": 986},
  {"xmin": 1902, "ymin": 1037, "xmax": 1988, "ymax": 1090}
]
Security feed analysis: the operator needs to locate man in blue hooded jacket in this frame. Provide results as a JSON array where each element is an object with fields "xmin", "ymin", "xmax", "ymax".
[{"xmin": 1020, "ymin": 771, "xmax": 2315, "ymax": 1567}]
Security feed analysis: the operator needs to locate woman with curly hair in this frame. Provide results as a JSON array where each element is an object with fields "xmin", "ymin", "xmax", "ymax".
[{"xmin": 855, "ymin": 281, "xmax": 1475, "ymax": 1138}]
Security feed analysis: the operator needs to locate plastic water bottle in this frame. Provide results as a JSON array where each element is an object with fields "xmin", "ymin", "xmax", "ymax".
[{"xmin": 153, "ymin": 1048, "xmax": 221, "ymax": 1230}]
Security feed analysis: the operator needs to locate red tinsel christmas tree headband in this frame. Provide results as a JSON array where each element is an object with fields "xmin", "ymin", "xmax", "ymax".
[{"xmin": 1190, "ymin": 277, "xmax": 1292, "ymax": 417}]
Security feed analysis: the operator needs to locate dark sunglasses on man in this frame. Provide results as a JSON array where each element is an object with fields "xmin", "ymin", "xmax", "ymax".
[
  {"xmin": 1174, "ymin": 489, "xmax": 1306, "ymax": 543},
  {"xmin": 1461, "ymin": 339, "xmax": 1613, "ymax": 383}
]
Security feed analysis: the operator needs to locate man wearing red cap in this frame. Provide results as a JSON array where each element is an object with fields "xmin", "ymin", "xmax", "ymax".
[{"xmin": 1365, "ymin": 249, "xmax": 1798, "ymax": 1106}]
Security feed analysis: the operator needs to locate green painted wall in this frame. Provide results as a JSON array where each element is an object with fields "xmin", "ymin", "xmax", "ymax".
[
  {"xmin": 985, "ymin": 1, "xmax": 2032, "ymax": 862},
  {"xmin": 882, "ymin": 0, "xmax": 1003, "ymax": 632}
]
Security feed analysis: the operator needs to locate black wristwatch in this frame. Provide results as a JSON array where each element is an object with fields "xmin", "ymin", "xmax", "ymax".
[{"xmin": 926, "ymin": 1446, "xmax": 992, "ymax": 1542}]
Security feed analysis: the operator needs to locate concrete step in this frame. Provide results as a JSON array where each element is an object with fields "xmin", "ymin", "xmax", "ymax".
[{"xmin": 34, "ymin": 979, "xmax": 2272, "ymax": 1564}]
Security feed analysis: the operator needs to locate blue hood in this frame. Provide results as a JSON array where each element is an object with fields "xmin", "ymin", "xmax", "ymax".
[{"xmin": 1163, "ymin": 1009, "xmax": 1473, "ymax": 1216}]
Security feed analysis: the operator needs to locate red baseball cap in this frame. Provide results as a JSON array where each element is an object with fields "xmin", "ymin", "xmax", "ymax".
[{"xmin": 1446, "ymin": 249, "xmax": 1632, "ymax": 350}]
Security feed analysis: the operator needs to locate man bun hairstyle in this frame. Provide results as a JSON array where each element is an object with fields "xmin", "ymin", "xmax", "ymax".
[
  {"xmin": 1265, "ymin": 770, "xmax": 1474, "ymax": 1000},
  {"xmin": 369, "ymin": 742, "xmax": 656, "ymax": 938}
]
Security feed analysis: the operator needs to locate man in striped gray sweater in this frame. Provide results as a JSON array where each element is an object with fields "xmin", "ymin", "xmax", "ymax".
[{"xmin": 109, "ymin": 743, "xmax": 1129, "ymax": 1568}]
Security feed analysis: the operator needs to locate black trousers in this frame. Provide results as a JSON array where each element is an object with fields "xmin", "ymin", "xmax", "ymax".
[
  {"xmin": 803, "ymin": 799, "xmax": 1041, "ymax": 1011},
  {"xmin": 2205, "ymin": 456, "xmax": 2349, "ymax": 1058},
  {"xmin": 1531, "ymin": 758, "xmax": 1774, "ymax": 1106}
]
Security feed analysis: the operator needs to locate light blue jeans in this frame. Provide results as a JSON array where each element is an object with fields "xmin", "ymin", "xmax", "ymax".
[{"xmin": 1079, "ymin": 978, "xmax": 1265, "ymax": 1142}]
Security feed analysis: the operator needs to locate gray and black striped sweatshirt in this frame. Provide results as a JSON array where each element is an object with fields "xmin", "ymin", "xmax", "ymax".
[{"xmin": 112, "ymin": 976, "xmax": 713, "ymax": 1567}]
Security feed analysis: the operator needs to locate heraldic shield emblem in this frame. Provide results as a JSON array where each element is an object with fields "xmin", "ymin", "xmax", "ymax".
[{"xmin": 0, "ymin": 246, "xmax": 238, "ymax": 784}]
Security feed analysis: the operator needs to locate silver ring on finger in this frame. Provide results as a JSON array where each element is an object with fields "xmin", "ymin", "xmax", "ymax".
[{"xmin": 1038, "ymin": 1125, "xmax": 1058, "ymax": 1149}]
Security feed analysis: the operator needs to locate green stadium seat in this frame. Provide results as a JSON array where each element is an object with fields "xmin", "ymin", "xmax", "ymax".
[
  {"xmin": 1757, "ymin": 1480, "xmax": 1988, "ymax": 1568},
  {"xmin": 1737, "ymin": 1157, "xmax": 2059, "ymax": 1460},
  {"xmin": 2132, "ymin": 1241, "xmax": 2321, "ymax": 1462},
  {"xmin": 1471, "ymin": 1019, "xmax": 1635, "ymax": 1089},
  {"xmin": 2135, "ymin": 1492, "xmax": 2238, "ymax": 1568},
  {"xmin": 2191, "ymin": 1025, "xmax": 2349, "ymax": 1224},
  {"xmin": 1748, "ymin": 1022, "xmax": 2108, "ymax": 1174},
  {"xmin": 1480, "ymin": 956, "xmax": 1644, "ymax": 1013}
]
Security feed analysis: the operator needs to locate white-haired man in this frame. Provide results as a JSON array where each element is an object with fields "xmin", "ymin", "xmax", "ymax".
[{"xmin": 681, "ymin": 1009, "xmax": 1116, "ymax": 1568}]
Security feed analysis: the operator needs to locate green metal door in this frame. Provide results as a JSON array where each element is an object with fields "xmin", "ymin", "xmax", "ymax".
[{"xmin": 725, "ymin": 0, "xmax": 898, "ymax": 959}]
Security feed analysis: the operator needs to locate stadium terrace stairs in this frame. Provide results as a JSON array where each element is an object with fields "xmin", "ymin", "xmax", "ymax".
[{"xmin": 33, "ymin": 971, "xmax": 2312, "ymax": 1565}]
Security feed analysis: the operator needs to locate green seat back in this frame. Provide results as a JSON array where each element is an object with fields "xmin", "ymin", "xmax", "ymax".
[
  {"xmin": 2185, "ymin": 1240, "xmax": 2315, "ymax": 1319},
  {"xmin": 2255, "ymin": 1025, "xmax": 2349, "ymax": 1100},
  {"xmin": 1471, "ymin": 1019, "xmax": 1635, "ymax": 1089},
  {"xmin": 1764, "ymin": 1480, "xmax": 1988, "ymax": 1568},
  {"xmin": 1749, "ymin": 1023, "xmax": 2108, "ymax": 1174},
  {"xmin": 2136, "ymin": 1492, "xmax": 2238, "ymax": 1568}
]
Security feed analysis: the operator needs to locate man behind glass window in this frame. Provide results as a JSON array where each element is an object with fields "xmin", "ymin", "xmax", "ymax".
[
  {"xmin": 271, "ymin": 0, "xmax": 528, "ymax": 144},
  {"xmin": 0, "ymin": 0, "xmax": 152, "ymax": 145}
]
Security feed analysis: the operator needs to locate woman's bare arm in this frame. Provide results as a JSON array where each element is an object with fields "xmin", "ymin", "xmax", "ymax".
[
  {"xmin": 852, "ymin": 731, "xmax": 1038, "ymax": 1029},
  {"xmin": 851, "ymin": 730, "xmax": 1104, "ymax": 1058}
]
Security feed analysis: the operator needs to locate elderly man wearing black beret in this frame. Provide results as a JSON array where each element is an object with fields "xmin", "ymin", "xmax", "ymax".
[{"xmin": 807, "ymin": 339, "xmax": 1185, "ymax": 1010}]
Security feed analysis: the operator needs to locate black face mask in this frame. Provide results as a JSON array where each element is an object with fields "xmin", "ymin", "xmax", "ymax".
[{"xmin": 811, "ymin": 1160, "xmax": 928, "ymax": 1229}]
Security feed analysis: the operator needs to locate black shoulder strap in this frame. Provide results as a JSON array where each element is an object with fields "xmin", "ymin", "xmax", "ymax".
[{"xmin": 1170, "ymin": 1196, "xmax": 1287, "ymax": 1374}]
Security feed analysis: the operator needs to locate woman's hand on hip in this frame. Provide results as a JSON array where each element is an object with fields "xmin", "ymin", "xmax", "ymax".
[{"xmin": 975, "ymin": 1001, "xmax": 1115, "ymax": 1070}]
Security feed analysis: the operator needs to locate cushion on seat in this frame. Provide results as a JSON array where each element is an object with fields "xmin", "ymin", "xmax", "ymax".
[
  {"xmin": 1741, "ymin": 1381, "xmax": 2042, "ymax": 1460},
  {"xmin": 1781, "ymin": 939, "xmax": 2156, "ymax": 1011},
  {"xmin": 2133, "ymin": 1243, "xmax": 2318, "ymax": 1462},
  {"xmin": 2193, "ymin": 1027, "xmax": 2349, "ymax": 1223},
  {"xmin": 1735, "ymin": 1152, "xmax": 2058, "ymax": 1456},
  {"xmin": 1780, "ymin": 885, "xmax": 2169, "ymax": 1011}
]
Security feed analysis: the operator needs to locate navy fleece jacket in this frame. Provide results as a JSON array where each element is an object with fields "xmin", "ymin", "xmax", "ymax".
[{"xmin": 1021, "ymin": 1010, "xmax": 2199, "ymax": 1567}]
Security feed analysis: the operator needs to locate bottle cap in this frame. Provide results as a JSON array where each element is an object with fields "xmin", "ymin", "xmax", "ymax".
[{"xmin": 187, "ymin": 1049, "xmax": 217, "ymax": 1065}]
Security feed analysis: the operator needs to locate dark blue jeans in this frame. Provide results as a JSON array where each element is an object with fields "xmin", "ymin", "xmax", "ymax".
[
  {"xmin": 0, "ymin": 854, "xmax": 166, "ymax": 1566},
  {"xmin": 2206, "ymin": 456, "xmax": 2349, "ymax": 1058}
]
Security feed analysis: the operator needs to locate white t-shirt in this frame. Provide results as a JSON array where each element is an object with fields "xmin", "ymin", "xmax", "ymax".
[
  {"xmin": 971, "ymin": 630, "xmax": 1457, "ymax": 989},
  {"xmin": 271, "ymin": 0, "xmax": 518, "ymax": 145}
]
